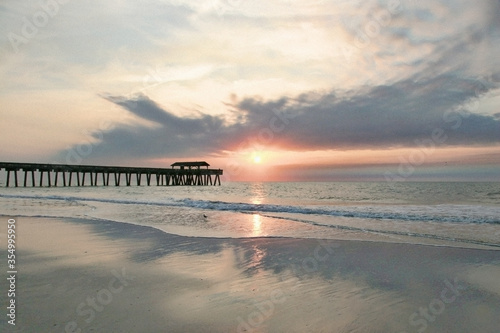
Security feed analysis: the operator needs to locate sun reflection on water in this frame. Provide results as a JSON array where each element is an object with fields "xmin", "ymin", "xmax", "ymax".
[
  {"xmin": 250, "ymin": 182, "xmax": 265, "ymax": 205},
  {"xmin": 252, "ymin": 214, "xmax": 262, "ymax": 236},
  {"xmin": 249, "ymin": 183, "xmax": 267, "ymax": 236}
]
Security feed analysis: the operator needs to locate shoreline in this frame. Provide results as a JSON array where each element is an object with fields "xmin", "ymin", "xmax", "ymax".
[
  {"xmin": 62, "ymin": 215, "xmax": 500, "ymax": 251},
  {"xmin": 3, "ymin": 213, "xmax": 500, "ymax": 251},
  {"xmin": 1, "ymin": 215, "xmax": 500, "ymax": 332}
]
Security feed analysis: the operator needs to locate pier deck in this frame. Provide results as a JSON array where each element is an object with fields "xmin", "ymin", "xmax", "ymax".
[{"xmin": 0, "ymin": 162, "xmax": 222, "ymax": 187}]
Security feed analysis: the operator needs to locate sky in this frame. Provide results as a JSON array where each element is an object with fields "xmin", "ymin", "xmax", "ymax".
[{"xmin": 1, "ymin": 0, "xmax": 499, "ymax": 181}]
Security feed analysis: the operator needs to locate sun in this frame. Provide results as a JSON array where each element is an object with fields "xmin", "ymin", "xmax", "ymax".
[{"xmin": 253, "ymin": 155, "xmax": 262, "ymax": 164}]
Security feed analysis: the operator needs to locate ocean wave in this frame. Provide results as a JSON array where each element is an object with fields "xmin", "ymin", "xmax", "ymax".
[
  {"xmin": 177, "ymin": 198, "xmax": 500, "ymax": 224},
  {"xmin": 1, "ymin": 193, "xmax": 499, "ymax": 225}
]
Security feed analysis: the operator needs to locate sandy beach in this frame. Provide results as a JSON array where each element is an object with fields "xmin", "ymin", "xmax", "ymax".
[{"xmin": 1, "ymin": 216, "xmax": 500, "ymax": 332}]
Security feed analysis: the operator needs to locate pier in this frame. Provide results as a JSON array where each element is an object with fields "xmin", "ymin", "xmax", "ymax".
[{"xmin": 0, "ymin": 161, "xmax": 222, "ymax": 187}]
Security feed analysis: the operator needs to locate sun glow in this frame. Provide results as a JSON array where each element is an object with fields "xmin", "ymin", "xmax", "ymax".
[{"xmin": 253, "ymin": 155, "xmax": 262, "ymax": 164}]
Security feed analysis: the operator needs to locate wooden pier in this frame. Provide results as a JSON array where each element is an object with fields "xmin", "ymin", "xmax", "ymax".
[{"xmin": 0, "ymin": 161, "xmax": 222, "ymax": 187}]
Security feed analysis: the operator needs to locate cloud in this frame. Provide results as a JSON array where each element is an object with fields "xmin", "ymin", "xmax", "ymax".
[
  {"xmin": 90, "ymin": 94, "xmax": 226, "ymax": 157},
  {"xmin": 234, "ymin": 74, "xmax": 500, "ymax": 150},
  {"xmin": 4, "ymin": 0, "xmax": 497, "ymax": 165},
  {"xmin": 54, "ymin": 73, "xmax": 500, "ymax": 162}
]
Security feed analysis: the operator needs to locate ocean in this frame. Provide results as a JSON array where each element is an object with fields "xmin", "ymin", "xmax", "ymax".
[
  {"xmin": 2, "ymin": 181, "xmax": 500, "ymax": 332},
  {"xmin": 1, "ymin": 181, "xmax": 499, "ymax": 249}
]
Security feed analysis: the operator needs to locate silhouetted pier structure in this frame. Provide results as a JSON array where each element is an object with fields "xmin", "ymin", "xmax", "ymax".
[{"xmin": 0, "ymin": 161, "xmax": 222, "ymax": 187}]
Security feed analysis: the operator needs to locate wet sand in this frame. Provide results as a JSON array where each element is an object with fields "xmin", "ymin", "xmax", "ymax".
[{"xmin": 1, "ymin": 216, "xmax": 500, "ymax": 332}]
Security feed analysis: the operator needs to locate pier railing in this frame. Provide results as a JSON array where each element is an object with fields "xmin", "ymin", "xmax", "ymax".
[{"xmin": 0, "ymin": 162, "xmax": 222, "ymax": 187}]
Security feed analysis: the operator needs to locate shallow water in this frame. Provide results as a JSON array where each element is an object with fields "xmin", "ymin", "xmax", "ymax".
[{"xmin": 1, "ymin": 181, "xmax": 499, "ymax": 248}]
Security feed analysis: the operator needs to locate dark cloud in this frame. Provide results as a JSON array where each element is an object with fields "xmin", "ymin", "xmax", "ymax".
[
  {"xmin": 55, "ymin": 74, "xmax": 500, "ymax": 162},
  {"xmin": 235, "ymin": 74, "xmax": 500, "ymax": 150}
]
